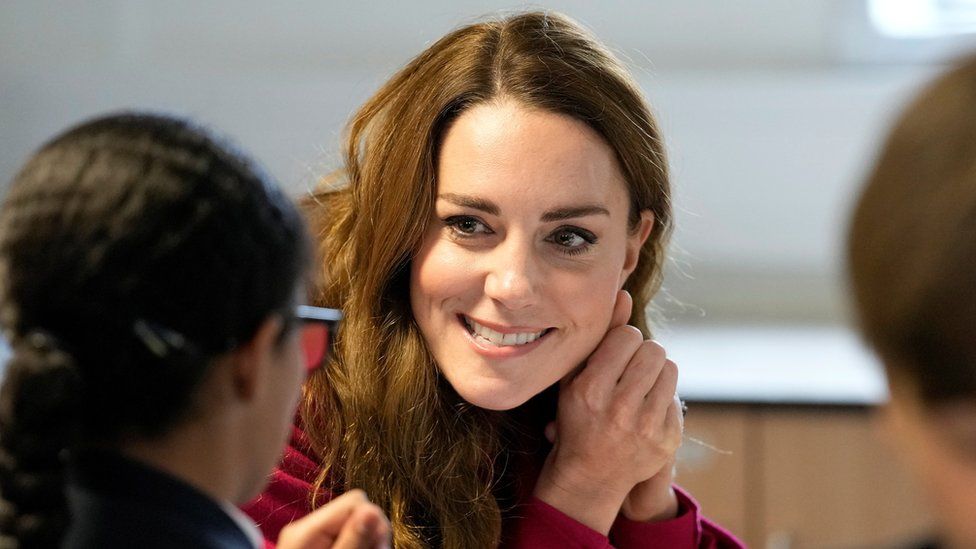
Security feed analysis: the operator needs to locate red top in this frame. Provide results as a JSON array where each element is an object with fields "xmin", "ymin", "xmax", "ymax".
[{"xmin": 243, "ymin": 425, "xmax": 743, "ymax": 548}]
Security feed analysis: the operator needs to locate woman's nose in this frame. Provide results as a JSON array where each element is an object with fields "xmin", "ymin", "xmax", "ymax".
[{"xmin": 483, "ymin": 241, "xmax": 539, "ymax": 310}]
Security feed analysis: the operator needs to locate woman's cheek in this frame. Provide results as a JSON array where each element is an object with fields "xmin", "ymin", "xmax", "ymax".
[
  {"xmin": 558, "ymin": 269, "xmax": 620, "ymax": 345},
  {"xmin": 411, "ymin": 239, "xmax": 477, "ymax": 316}
]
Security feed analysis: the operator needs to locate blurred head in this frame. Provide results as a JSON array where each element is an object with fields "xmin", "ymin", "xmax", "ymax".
[
  {"xmin": 0, "ymin": 113, "xmax": 311, "ymax": 546},
  {"xmin": 304, "ymin": 11, "xmax": 669, "ymax": 548},
  {"xmin": 847, "ymin": 55, "xmax": 976, "ymax": 545}
]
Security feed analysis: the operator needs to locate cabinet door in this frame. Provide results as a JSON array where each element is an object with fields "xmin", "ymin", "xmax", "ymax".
[
  {"xmin": 678, "ymin": 406, "xmax": 934, "ymax": 548},
  {"xmin": 677, "ymin": 406, "xmax": 752, "ymax": 544},
  {"xmin": 758, "ymin": 409, "xmax": 933, "ymax": 548}
]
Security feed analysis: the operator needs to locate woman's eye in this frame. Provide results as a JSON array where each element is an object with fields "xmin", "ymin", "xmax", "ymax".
[
  {"xmin": 548, "ymin": 227, "xmax": 597, "ymax": 254},
  {"xmin": 444, "ymin": 216, "xmax": 492, "ymax": 237},
  {"xmin": 554, "ymin": 231, "xmax": 586, "ymax": 248}
]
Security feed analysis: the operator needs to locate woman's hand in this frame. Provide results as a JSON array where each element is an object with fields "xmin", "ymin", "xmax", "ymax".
[
  {"xmin": 277, "ymin": 489, "xmax": 391, "ymax": 549},
  {"xmin": 534, "ymin": 290, "xmax": 682, "ymax": 535},
  {"xmin": 620, "ymin": 394, "xmax": 684, "ymax": 522}
]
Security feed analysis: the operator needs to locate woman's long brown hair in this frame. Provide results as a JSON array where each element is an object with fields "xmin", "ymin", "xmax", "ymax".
[{"xmin": 301, "ymin": 12, "xmax": 672, "ymax": 548}]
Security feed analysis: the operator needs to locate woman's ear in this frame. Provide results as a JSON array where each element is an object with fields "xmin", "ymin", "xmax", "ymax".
[
  {"xmin": 620, "ymin": 210, "xmax": 654, "ymax": 287},
  {"xmin": 227, "ymin": 316, "xmax": 283, "ymax": 401}
]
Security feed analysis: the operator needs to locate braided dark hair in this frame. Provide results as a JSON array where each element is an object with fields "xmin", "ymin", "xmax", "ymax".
[{"xmin": 0, "ymin": 112, "xmax": 310, "ymax": 548}]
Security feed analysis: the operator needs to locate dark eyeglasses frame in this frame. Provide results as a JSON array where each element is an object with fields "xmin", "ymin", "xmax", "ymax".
[{"xmin": 133, "ymin": 306, "xmax": 342, "ymax": 364}]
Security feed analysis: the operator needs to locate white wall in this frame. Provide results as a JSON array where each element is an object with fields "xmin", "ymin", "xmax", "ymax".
[{"xmin": 0, "ymin": 0, "xmax": 961, "ymax": 325}]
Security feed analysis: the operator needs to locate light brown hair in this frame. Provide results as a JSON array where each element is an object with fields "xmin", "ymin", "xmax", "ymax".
[
  {"xmin": 848, "ymin": 55, "xmax": 976, "ymax": 407},
  {"xmin": 302, "ymin": 11, "xmax": 671, "ymax": 547}
]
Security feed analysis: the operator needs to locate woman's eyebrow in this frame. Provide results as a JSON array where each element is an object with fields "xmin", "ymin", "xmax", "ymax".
[
  {"xmin": 437, "ymin": 194, "xmax": 609, "ymax": 222},
  {"xmin": 540, "ymin": 205, "xmax": 610, "ymax": 222},
  {"xmin": 438, "ymin": 193, "xmax": 499, "ymax": 215}
]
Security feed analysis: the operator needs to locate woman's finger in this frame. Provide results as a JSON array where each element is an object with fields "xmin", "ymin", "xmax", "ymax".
[
  {"xmin": 673, "ymin": 393, "xmax": 686, "ymax": 432},
  {"xmin": 561, "ymin": 290, "xmax": 635, "ymax": 391},
  {"xmin": 572, "ymin": 324, "xmax": 644, "ymax": 395},
  {"xmin": 608, "ymin": 289, "xmax": 633, "ymax": 330},
  {"xmin": 640, "ymin": 359, "xmax": 679, "ymax": 429},
  {"xmin": 616, "ymin": 340, "xmax": 667, "ymax": 405},
  {"xmin": 662, "ymin": 391, "xmax": 684, "ymax": 442},
  {"xmin": 331, "ymin": 504, "xmax": 391, "ymax": 549}
]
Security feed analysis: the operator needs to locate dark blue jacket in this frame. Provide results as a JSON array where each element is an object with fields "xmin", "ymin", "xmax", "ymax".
[{"xmin": 65, "ymin": 450, "xmax": 255, "ymax": 549}]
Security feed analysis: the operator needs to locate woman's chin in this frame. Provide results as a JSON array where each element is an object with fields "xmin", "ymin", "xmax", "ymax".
[{"xmin": 453, "ymin": 380, "xmax": 537, "ymax": 411}]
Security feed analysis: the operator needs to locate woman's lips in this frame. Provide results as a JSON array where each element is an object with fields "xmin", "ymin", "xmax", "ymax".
[{"xmin": 458, "ymin": 314, "xmax": 554, "ymax": 357}]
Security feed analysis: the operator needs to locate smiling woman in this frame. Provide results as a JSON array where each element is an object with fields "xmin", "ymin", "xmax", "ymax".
[
  {"xmin": 411, "ymin": 101, "xmax": 651, "ymax": 412},
  {"xmin": 244, "ymin": 11, "xmax": 742, "ymax": 549}
]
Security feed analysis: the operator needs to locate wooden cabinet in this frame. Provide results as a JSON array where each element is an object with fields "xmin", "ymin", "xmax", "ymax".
[{"xmin": 676, "ymin": 405, "xmax": 934, "ymax": 548}]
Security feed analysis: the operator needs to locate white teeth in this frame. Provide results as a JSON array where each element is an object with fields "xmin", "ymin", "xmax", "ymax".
[{"xmin": 465, "ymin": 317, "xmax": 547, "ymax": 347}]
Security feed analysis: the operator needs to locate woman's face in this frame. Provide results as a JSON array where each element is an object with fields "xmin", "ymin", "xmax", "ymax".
[{"xmin": 410, "ymin": 100, "xmax": 652, "ymax": 411}]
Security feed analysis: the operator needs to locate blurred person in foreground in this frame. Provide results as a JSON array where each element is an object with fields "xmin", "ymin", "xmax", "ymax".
[
  {"xmin": 0, "ymin": 112, "xmax": 390, "ymax": 549},
  {"xmin": 848, "ymin": 55, "xmax": 976, "ymax": 549}
]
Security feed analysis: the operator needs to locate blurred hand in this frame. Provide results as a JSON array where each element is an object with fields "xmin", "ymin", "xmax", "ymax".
[
  {"xmin": 277, "ymin": 489, "xmax": 391, "ymax": 549},
  {"xmin": 534, "ymin": 290, "xmax": 682, "ymax": 534}
]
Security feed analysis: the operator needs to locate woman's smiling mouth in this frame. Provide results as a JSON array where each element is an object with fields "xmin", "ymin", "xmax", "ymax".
[{"xmin": 459, "ymin": 315, "xmax": 554, "ymax": 348}]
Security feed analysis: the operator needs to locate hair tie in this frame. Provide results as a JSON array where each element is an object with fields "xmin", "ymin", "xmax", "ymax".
[
  {"xmin": 25, "ymin": 331, "xmax": 60, "ymax": 353},
  {"xmin": 132, "ymin": 319, "xmax": 189, "ymax": 358}
]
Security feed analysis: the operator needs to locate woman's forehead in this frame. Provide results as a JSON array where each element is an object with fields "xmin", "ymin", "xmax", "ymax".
[
  {"xmin": 442, "ymin": 101, "xmax": 614, "ymax": 165},
  {"xmin": 436, "ymin": 102, "xmax": 630, "ymax": 214}
]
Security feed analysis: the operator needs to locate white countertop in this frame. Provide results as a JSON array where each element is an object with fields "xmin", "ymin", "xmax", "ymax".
[{"xmin": 663, "ymin": 324, "xmax": 888, "ymax": 406}]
